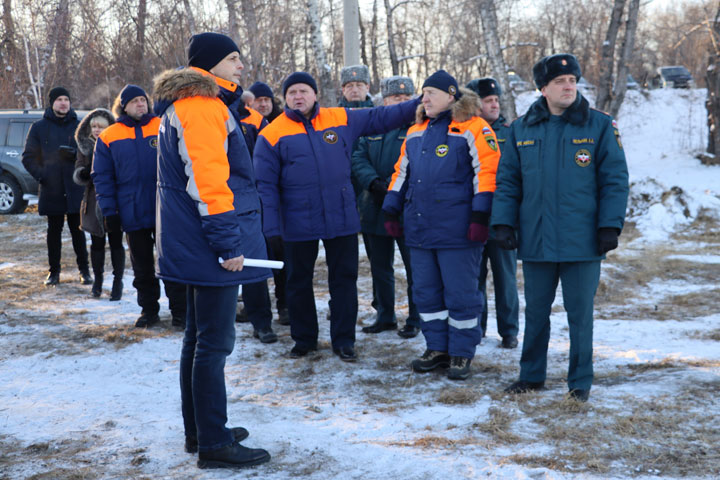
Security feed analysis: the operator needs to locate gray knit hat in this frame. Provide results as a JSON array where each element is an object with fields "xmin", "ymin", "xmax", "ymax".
[
  {"xmin": 380, "ymin": 76, "xmax": 414, "ymax": 98},
  {"xmin": 340, "ymin": 65, "xmax": 370, "ymax": 86}
]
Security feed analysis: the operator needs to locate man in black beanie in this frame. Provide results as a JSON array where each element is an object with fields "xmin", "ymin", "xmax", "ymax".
[
  {"xmin": 465, "ymin": 77, "xmax": 520, "ymax": 349},
  {"xmin": 493, "ymin": 53, "xmax": 629, "ymax": 402},
  {"xmin": 22, "ymin": 87, "xmax": 90, "ymax": 286},
  {"xmin": 154, "ymin": 31, "xmax": 271, "ymax": 469}
]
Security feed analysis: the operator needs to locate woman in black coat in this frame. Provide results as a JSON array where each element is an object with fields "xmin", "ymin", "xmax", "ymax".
[{"xmin": 73, "ymin": 108, "xmax": 125, "ymax": 299}]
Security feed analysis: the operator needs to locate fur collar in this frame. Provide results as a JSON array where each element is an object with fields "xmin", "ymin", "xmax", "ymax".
[
  {"xmin": 523, "ymin": 93, "xmax": 590, "ymax": 126},
  {"xmin": 153, "ymin": 68, "xmax": 219, "ymax": 106},
  {"xmin": 74, "ymin": 108, "xmax": 115, "ymax": 156},
  {"xmin": 414, "ymin": 87, "xmax": 480, "ymax": 125}
]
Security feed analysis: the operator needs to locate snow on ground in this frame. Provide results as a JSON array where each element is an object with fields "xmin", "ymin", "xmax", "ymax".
[{"xmin": 1, "ymin": 88, "xmax": 719, "ymax": 479}]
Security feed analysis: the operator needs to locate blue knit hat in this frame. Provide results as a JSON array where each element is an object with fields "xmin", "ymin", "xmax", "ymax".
[
  {"xmin": 187, "ymin": 32, "xmax": 241, "ymax": 72},
  {"xmin": 120, "ymin": 84, "xmax": 147, "ymax": 108},
  {"xmin": 533, "ymin": 53, "xmax": 581, "ymax": 88},
  {"xmin": 249, "ymin": 81, "xmax": 274, "ymax": 99},
  {"xmin": 466, "ymin": 77, "xmax": 502, "ymax": 98},
  {"xmin": 48, "ymin": 86, "xmax": 71, "ymax": 105},
  {"xmin": 422, "ymin": 70, "xmax": 460, "ymax": 99},
  {"xmin": 282, "ymin": 72, "xmax": 318, "ymax": 97}
]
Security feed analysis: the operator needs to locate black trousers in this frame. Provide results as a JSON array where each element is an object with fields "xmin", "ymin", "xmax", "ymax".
[
  {"xmin": 126, "ymin": 228, "xmax": 186, "ymax": 317},
  {"xmin": 89, "ymin": 230, "xmax": 124, "ymax": 252},
  {"xmin": 46, "ymin": 213, "xmax": 88, "ymax": 274}
]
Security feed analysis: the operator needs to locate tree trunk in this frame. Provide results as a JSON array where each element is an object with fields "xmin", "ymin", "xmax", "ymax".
[
  {"xmin": 133, "ymin": 0, "xmax": 147, "ymax": 85},
  {"xmin": 384, "ymin": 0, "xmax": 399, "ymax": 75},
  {"xmin": 307, "ymin": 0, "xmax": 335, "ymax": 106},
  {"xmin": 240, "ymin": 0, "xmax": 265, "ymax": 81},
  {"xmin": 595, "ymin": 0, "xmax": 626, "ymax": 113},
  {"xmin": 609, "ymin": 0, "xmax": 640, "ymax": 118},
  {"xmin": 478, "ymin": 0, "xmax": 516, "ymax": 122},
  {"xmin": 343, "ymin": 0, "xmax": 360, "ymax": 66},
  {"xmin": 369, "ymin": 0, "xmax": 380, "ymax": 92},
  {"xmin": 707, "ymin": 6, "xmax": 720, "ymax": 156},
  {"xmin": 48, "ymin": 0, "xmax": 71, "ymax": 91},
  {"xmin": 183, "ymin": 0, "xmax": 196, "ymax": 35}
]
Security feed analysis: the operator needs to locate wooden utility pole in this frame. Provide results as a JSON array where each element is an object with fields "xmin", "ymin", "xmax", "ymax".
[{"xmin": 344, "ymin": 0, "xmax": 360, "ymax": 66}]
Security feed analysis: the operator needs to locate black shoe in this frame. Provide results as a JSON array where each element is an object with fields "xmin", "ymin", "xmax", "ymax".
[
  {"xmin": 79, "ymin": 270, "xmax": 93, "ymax": 285},
  {"xmin": 447, "ymin": 356, "xmax": 472, "ymax": 380},
  {"xmin": 501, "ymin": 336, "xmax": 518, "ymax": 349},
  {"xmin": 253, "ymin": 328, "xmax": 278, "ymax": 344},
  {"xmin": 397, "ymin": 325, "xmax": 420, "ymax": 338},
  {"xmin": 185, "ymin": 427, "xmax": 249, "ymax": 454},
  {"xmin": 333, "ymin": 346, "xmax": 358, "ymax": 362},
  {"xmin": 45, "ymin": 272, "xmax": 60, "ymax": 286},
  {"xmin": 197, "ymin": 441, "xmax": 270, "ymax": 469},
  {"xmin": 110, "ymin": 278, "xmax": 123, "ymax": 301},
  {"xmin": 289, "ymin": 344, "xmax": 316, "ymax": 358},
  {"xmin": 361, "ymin": 321, "xmax": 397, "ymax": 334},
  {"xmin": 235, "ymin": 308, "xmax": 249, "ymax": 323},
  {"xmin": 504, "ymin": 380, "xmax": 545, "ymax": 394},
  {"xmin": 411, "ymin": 350, "xmax": 450, "ymax": 372},
  {"xmin": 134, "ymin": 313, "xmax": 160, "ymax": 328},
  {"xmin": 171, "ymin": 315, "xmax": 185, "ymax": 330},
  {"xmin": 568, "ymin": 389, "xmax": 590, "ymax": 402},
  {"xmin": 277, "ymin": 307, "xmax": 290, "ymax": 326}
]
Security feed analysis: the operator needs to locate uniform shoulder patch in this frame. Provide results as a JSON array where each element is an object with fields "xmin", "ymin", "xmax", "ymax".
[{"xmin": 484, "ymin": 135, "xmax": 498, "ymax": 152}]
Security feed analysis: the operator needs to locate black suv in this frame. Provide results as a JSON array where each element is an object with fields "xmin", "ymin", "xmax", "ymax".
[
  {"xmin": 656, "ymin": 66, "xmax": 694, "ymax": 89},
  {"xmin": 0, "ymin": 110, "xmax": 44, "ymax": 214}
]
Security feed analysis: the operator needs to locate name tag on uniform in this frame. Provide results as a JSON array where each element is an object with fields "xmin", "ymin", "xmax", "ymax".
[
  {"xmin": 572, "ymin": 138, "xmax": 595, "ymax": 144},
  {"xmin": 516, "ymin": 140, "xmax": 535, "ymax": 147},
  {"xmin": 367, "ymin": 136, "xmax": 382, "ymax": 141}
]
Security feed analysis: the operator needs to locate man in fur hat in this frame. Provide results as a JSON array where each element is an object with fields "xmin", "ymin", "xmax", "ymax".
[
  {"xmin": 381, "ymin": 70, "xmax": 500, "ymax": 381},
  {"xmin": 92, "ymin": 84, "xmax": 187, "ymax": 329},
  {"xmin": 153, "ymin": 31, "xmax": 272, "ymax": 469},
  {"xmin": 492, "ymin": 54, "xmax": 629, "ymax": 402},
  {"xmin": 338, "ymin": 64, "xmax": 373, "ymax": 108}
]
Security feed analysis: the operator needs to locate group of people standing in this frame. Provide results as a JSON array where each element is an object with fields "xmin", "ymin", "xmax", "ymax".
[{"xmin": 19, "ymin": 30, "xmax": 628, "ymax": 470}]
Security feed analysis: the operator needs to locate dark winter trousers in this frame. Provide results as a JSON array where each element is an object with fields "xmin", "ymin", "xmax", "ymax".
[
  {"xmin": 243, "ymin": 280, "xmax": 272, "ymax": 331},
  {"xmin": 362, "ymin": 233, "xmax": 420, "ymax": 327},
  {"xmin": 180, "ymin": 284, "xmax": 237, "ymax": 451},
  {"xmin": 520, "ymin": 261, "xmax": 601, "ymax": 391},
  {"xmin": 410, "ymin": 246, "xmax": 484, "ymax": 359},
  {"xmin": 89, "ymin": 230, "xmax": 124, "ymax": 252},
  {"xmin": 46, "ymin": 213, "xmax": 88, "ymax": 274},
  {"xmin": 126, "ymin": 228, "xmax": 186, "ymax": 318},
  {"xmin": 479, "ymin": 238, "xmax": 520, "ymax": 339},
  {"xmin": 285, "ymin": 234, "xmax": 358, "ymax": 350},
  {"xmin": 266, "ymin": 235, "xmax": 287, "ymax": 310}
]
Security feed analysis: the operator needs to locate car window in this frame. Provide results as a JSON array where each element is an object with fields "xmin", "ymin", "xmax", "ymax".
[
  {"xmin": 0, "ymin": 118, "xmax": 7, "ymax": 146},
  {"xmin": 7, "ymin": 122, "xmax": 28, "ymax": 147}
]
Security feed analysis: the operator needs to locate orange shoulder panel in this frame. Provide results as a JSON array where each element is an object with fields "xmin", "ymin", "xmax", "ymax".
[
  {"xmin": 241, "ymin": 108, "xmax": 264, "ymax": 129},
  {"xmin": 98, "ymin": 123, "xmax": 134, "ymax": 147},
  {"xmin": 312, "ymin": 107, "xmax": 348, "ymax": 131},
  {"xmin": 141, "ymin": 116, "xmax": 160, "ymax": 138},
  {"xmin": 464, "ymin": 117, "xmax": 500, "ymax": 193},
  {"xmin": 259, "ymin": 114, "xmax": 307, "ymax": 147},
  {"xmin": 173, "ymin": 96, "xmax": 236, "ymax": 216}
]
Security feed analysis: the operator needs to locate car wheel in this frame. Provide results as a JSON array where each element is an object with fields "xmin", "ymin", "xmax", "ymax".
[{"xmin": 0, "ymin": 173, "xmax": 28, "ymax": 214}]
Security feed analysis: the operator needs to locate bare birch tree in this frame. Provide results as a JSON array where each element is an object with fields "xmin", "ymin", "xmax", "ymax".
[
  {"xmin": 478, "ymin": 0, "xmax": 516, "ymax": 121},
  {"xmin": 706, "ymin": 4, "xmax": 720, "ymax": 156},
  {"xmin": 595, "ymin": 0, "xmax": 626, "ymax": 113},
  {"xmin": 608, "ymin": 0, "xmax": 639, "ymax": 118},
  {"xmin": 307, "ymin": 0, "xmax": 335, "ymax": 106}
]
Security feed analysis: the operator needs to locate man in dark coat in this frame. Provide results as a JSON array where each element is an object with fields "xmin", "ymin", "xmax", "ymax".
[
  {"xmin": 492, "ymin": 54, "xmax": 629, "ymax": 402},
  {"xmin": 466, "ymin": 77, "xmax": 520, "ymax": 349},
  {"xmin": 351, "ymin": 76, "xmax": 421, "ymax": 338},
  {"xmin": 22, "ymin": 87, "xmax": 91, "ymax": 286},
  {"xmin": 249, "ymin": 81, "xmax": 283, "ymax": 123}
]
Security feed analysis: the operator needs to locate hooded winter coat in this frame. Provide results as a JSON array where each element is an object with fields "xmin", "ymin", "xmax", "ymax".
[
  {"xmin": 73, "ymin": 108, "xmax": 115, "ymax": 237},
  {"xmin": 490, "ymin": 93, "xmax": 629, "ymax": 261},
  {"xmin": 382, "ymin": 89, "xmax": 501, "ymax": 249},
  {"xmin": 21, "ymin": 108, "xmax": 83, "ymax": 215},
  {"xmin": 253, "ymin": 97, "xmax": 420, "ymax": 241},
  {"xmin": 153, "ymin": 67, "xmax": 270, "ymax": 287}
]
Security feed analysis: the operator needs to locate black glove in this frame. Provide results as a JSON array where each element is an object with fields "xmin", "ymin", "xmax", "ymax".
[
  {"xmin": 597, "ymin": 227, "xmax": 619, "ymax": 254},
  {"xmin": 494, "ymin": 225, "xmax": 518, "ymax": 250},
  {"xmin": 58, "ymin": 145, "xmax": 77, "ymax": 161},
  {"xmin": 104, "ymin": 215, "xmax": 122, "ymax": 233},
  {"xmin": 368, "ymin": 178, "xmax": 389, "ymax": 206},
  {"xmin": 78, "ymin": 166, "xmax": 91, "ymax": 182}
]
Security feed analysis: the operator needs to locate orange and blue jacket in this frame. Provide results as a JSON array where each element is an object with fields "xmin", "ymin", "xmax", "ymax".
[
  {"xmin": 383, "ymin": 108, "xmax": 500, "ymax": 248},
  {"xmin": 253, "ymin": 98, "xmax": 420, "ymax": 241},
  {"xmin": 152, "ymin": 67, "xmax": 270, "ymax": 287},
  {"xmin": 92, "ymin": 114, "xmax": 160, "ymax": 232}
]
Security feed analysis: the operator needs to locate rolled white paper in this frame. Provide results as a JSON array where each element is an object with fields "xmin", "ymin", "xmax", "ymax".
[{"xmin": 217, "ymin": 257, "xmax": 284, "ymax": 269}]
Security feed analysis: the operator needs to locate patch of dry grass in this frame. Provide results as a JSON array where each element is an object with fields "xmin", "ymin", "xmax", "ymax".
[
  {"xmin": 472, "ymin": 406, "xmax": 521, "ymax": 444},
  {"xmin": 436, "ymin": 387, "xmax": 478, "ymax": 405}
]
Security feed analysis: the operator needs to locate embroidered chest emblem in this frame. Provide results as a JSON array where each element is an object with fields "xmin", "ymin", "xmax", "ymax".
[
  {"xmin": 323, "ymin": 130, "xmax": 338, "ymax": 144},
  {"xmin": 149, "ymin": 137, "xmax": 158, "ymax": 149},
  {"xmin": 575, "ymin": 149, "xmax": 591, "ymax": 167},
  {"xmin": 435, "ymin": 144, "xmax": 449, "ymax": 157}
]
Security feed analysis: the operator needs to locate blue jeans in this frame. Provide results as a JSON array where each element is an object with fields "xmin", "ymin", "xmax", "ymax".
[{"xmin": 180, "ymin": 284, "xmax": 238, "ymax": 451}]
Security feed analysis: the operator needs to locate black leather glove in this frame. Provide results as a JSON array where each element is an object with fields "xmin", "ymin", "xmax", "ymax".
[
  {"xmin": 104, "ymin": 215, "xmax": 122, "ymax": 233},
  {"xmin": 494, "ymin": 225, "xmax": 518, "ymax": 250},
  {"xmin": 58, "ymin": 145, "xmax": 77, "ymax": 161},
  {"xmin": 597, "ymin": 227, "xmax": 619, "ymax": 254},
  {"xmin": 368, "ymin": 178, "xmax": 389, "ymax": 206}
]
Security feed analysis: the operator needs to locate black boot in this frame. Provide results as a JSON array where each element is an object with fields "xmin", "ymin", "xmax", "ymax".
[
  {"xmin": 110, "ymin": 247, "xmax": 125, "ymax": 301},
  {"xmin": 197, "ymin": 441, "xmax": 270, "ymax": 469},
  {"xmin": 90, "ymin": 250, "xmax": 105, "ymax": 298}
]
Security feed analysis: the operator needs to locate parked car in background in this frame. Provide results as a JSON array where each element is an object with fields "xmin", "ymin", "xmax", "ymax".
[
  {"xmin": 507, "ymin": 71, "xmax": 532, "ymax": 92},
  {"xmin": 656, "ymin": 66, "xmax": 694, "ymax": 89},
  {"xmin": 577, "ymin": 76, "xmax": 597, "ymax": 96},
  {"xmin": 0, "ymin": 109, "xmax": 87, "ymax": 214},
  {"xmin": 626, "ymin": 74, "xmax": 639, "ymax": 90}
]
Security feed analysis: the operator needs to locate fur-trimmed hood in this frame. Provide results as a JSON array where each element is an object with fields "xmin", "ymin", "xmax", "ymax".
[
  {"xmin": 152, "ymin": 68, "xmax": 220, "ymax": 116},
  {"xmin": 74, "ymin": 108, "xmax": 115, "ymax": 156},
  {"xmin": 414, "ymin": 87, "xmax": 480, "ymax": 125}
]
